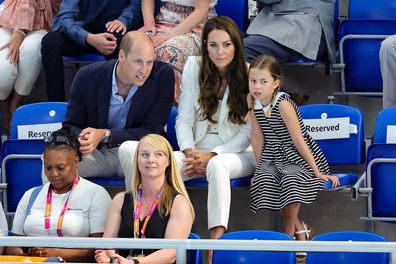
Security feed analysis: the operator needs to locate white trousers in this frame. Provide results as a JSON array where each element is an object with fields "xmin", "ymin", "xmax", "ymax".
[
  {"xmin": 380, "ymin": 34, "xmax": 396, "ymax": 109},
  {"xmin": 0, "ymin": 28, "xmax": 47, "ymax": 100},
  {"xmin": 118, "ymin": 140, "xmax": 256, "ymax": 229}
]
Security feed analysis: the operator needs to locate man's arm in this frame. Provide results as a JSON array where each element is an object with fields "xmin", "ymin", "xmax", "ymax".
[
  {"xmin": 110, "ymin": 63, "xmax": 175, "ymax": 146},
  {"xmin": 62, "ymin": 67, "xmax": 89, "ymax": 136},
  {"xmin": 52, "ymin": 0, "xmax": 91, "ymax": 46},
  {"xmin": 117, "ymin": 0, "xmax": 143, "ymax": 30}
]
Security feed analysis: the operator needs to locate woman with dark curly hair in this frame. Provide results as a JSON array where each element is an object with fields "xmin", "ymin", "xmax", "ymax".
[
  {"xmin": 5, "ymin": 126, "xmax": 111, "ymax": 262},
  {"xmin": 175, "ymin": 16, "xmax": 255, "ymax": 249}
]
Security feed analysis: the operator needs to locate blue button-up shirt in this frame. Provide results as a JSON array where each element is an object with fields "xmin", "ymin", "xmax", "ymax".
[{"xmin": 107, "ymin": 61, "xmax": 137, "ymax": 129}]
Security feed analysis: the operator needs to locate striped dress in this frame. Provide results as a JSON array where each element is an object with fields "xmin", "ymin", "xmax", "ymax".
[{"xmin": 250, "ymin": 93, "xmax": 329, "ymax": 212}]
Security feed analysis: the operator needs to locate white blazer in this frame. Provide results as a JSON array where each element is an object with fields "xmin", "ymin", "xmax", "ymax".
[{"xmin": 176, "ymin": 56, "xmax": 252, "ymax": 155}]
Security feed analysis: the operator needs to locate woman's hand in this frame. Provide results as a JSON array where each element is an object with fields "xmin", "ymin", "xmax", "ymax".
[
  {"xmin": 5, "ymin": 246, "xmax": 24, "ymax": 256},
  {"xmin": 315, "ymin": 173, "xmax": 340, "ymax": 188},
  {"xmin": 95, "ymin": 249, "xmax": 115, "ymax": 263},
  {"xmin": 0, "ymin": 30, "xmax": 24, "ymax": 64},
  {"xmin": 28, "ymin": 247, "xmax": 57, "ymax": 257},
  {"xmin": 139, "ymin": 21, "xmax": 157, "ymax": 35},
  {"xmin": 111, "ymin": 254, "xmax": 133, "ymax": 264}
]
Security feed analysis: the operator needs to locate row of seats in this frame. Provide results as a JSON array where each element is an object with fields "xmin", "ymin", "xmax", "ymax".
[
  {"xmin": 335, "ymin": 0, "xmax": 396, "ymax": 95},
  {"xmin": 213, "ymin": 230, "xmax": 389, "ymax": 264},
  {"xmin": 3, "ymin": 103, "xmax": 396, "ymax": 216}
]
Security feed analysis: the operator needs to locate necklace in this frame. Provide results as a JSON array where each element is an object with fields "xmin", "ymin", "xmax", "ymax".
[{"xmin": 261, "ymin": 102, "xmax": 273, "ymax": 118}]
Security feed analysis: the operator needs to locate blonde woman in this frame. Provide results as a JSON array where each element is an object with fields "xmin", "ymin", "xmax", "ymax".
[{"xmin": 95, "ymin": 134, "xmax": 194, "ymax": 264}]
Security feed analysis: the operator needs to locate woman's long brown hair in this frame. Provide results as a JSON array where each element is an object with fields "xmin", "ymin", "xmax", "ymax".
[{"xmin": 199, "ymin": 16, "xmax": 249, "ymax": 125}]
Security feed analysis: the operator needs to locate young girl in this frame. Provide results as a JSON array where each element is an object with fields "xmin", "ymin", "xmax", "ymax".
[{"xmin": 247, "ymin": 55, "xmax": 339, "ymax": 244}]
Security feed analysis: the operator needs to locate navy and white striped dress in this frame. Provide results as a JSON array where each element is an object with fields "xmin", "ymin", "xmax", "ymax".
[{"xmin": 250, "ymin": 93, "xmax": 329, "ymax": 212}]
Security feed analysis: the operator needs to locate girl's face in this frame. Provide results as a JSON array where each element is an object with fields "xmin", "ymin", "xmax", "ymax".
[
  {"xmin": 206, "ymin": 29, "xmax": 235, "ymax": 72},
  {"xmin": 249, "ymin": 68, "xmax": 280, "ymax": 105}
]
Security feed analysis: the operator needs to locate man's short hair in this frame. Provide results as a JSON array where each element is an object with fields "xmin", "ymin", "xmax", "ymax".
[{"xmin": 120, "ymin": 34, "xmax": 134, "ymax": 56}]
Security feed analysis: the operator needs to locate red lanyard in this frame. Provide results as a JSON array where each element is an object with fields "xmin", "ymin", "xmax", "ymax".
[
  {"xmin": 44, "ymin": 175, "xmax": 80, "ymax": 237},
  {"xmin": 133, "ymin": 185, "xmax": 162, "ymax": 238}
]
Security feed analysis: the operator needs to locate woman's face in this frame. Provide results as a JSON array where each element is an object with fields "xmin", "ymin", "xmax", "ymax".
[
  {"xmin": 137, "ymin": 142, "xmax": 170, "ymax": 180},
  {"xmin": 206, "ymin": 29, "xmax": 235, "ymax": 72},
  {"xmin": 44, "ymin": 148, "xmax": 79, "ymax": 193}
]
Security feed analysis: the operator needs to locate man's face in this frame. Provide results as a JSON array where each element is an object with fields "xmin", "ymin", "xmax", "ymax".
[{"xmin": 118, "ymin": 43, "xmax": 155, "ymax": 86}]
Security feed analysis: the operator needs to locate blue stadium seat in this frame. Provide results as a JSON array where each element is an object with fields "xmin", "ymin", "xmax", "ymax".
[
  {"xmin": 373, "ymin": 107, "xmax": 396, "ymax": 144},
  {"xmin": 306, "ymin": 231, "xmax": 389, "ymax": 264},
  {"xmin": 212, "ymin": 230, "xmax": 295, "ymax": 264},
  {"xmin": 188, "ymin": 232, "xmax": 202, "ymax": 264},
  {"xmin": 336, "ymin": 0, "xmax": 396, "ymax": 95},
  {"xmin": 1, "ymin": 139, "xmax": 44, "ymax": 213},
  {"xmin": 1, "ymin": 102, "xmax": 67, "ymax": 213},
  {"xmin": 215, "ymin": 0, "xmax": 249, "ymax": 32},
  {"xmin": 10, "ymin": 102, "xmax": 68, "ymax": 139},
  {"xmin": 63, "ymin": 54, "xmax": 106, "ymax": 65},
  {"xmin": 352, "ymin": 107, "xmax": 396, "ymax": 230},
  {"xmin": 299, "ymin": 104, "xmax": 364, "ymax": 190}
]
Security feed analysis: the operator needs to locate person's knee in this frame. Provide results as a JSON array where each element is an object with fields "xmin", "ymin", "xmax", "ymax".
[
  {"xmin": 118, "ymin": 140, "xmax": 139, "ymax": 162},
  {"xmin": 381, "ymin": 36, "xmax": 396, "ymax": 53},
  {"xmin": 41, "ymin": 32, "xmax": 63, "ymax": 56},
  {"xmin": 206, "ymin": 155, "xmax": 228, "ymax": 181}
]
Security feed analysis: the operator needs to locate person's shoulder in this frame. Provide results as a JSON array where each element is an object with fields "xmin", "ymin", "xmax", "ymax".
[
  {"xmin": 78, "ymin": 59, "xmax": 116, "ymax": 75},
  {"xmin": 79, "ymin": 178, "xmax": 110, "ymax": 196}
]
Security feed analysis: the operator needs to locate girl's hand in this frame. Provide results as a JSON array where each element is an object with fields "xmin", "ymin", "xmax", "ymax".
[
  {"xmin": 139, "ymin": 21, "xmax": 157, "ymax": 35},
  {"xmin": 316, "ymin": 173, "xmax": 340, "ymax": 188}
]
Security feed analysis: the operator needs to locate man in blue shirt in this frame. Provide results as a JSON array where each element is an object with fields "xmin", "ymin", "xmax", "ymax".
[
  {"xmin": 59, "ymin": 31, "xmax": 174, "ymax": 188},
  {"xmin": 41, "ymin": 0, "xmax": 160, "ymax": 102}
]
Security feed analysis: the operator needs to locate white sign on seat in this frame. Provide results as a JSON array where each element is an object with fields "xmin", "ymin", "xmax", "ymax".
[
  {"xmin": 386, "ymin": 125, "xmax": 396, "ymax": 143},
  {"xmin": 17, "ymin": 123, "xmax": 63, "ymax": 139},
  {"xmin": 303, "ymin": 116, "xmax": 355, "ymax": 140}
]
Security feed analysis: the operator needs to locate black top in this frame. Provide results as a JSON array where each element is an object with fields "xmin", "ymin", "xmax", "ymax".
[{"xmin": 118, "ymin": 192, "xmax": 174, "ymax": 257}]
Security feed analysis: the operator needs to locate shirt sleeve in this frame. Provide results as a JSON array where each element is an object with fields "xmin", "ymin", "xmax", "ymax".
[
  {"xmin": 88, "ymin": 186, "xmax": 112, "ymax": 234},
  {"xmin": 117, "ymin": 0, "xmax": 142, "ymax": 30},
  {"xmin": 11, "ymin": 189, "xmax": 33, "ymax": 235}
]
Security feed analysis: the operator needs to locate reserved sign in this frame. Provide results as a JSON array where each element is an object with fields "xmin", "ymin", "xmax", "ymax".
[
  {"xmin": 303, "ymin": 117, "xmax": 351, "ymax": 140},
  {"xmin": 17, "ymin": 123, "xmax": 62, "ymax": 139},
  {"xmin": 386, "ymin": 125, "xmax": 396, "ymax": 143}
]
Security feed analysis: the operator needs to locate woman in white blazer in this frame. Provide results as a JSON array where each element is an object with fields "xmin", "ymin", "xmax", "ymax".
[{"xmin": 175, "ymin": 16, "xmax": 256, "ymax": 246}]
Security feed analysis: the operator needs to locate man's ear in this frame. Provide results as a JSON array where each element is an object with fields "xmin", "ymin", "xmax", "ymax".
[{"xmin": 119, "ymin": 49, "xmax": 125, "ymax": 61}]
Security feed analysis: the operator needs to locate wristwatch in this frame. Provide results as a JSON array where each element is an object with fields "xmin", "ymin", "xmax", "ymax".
[
  {"xmin": 132, "ymin": 258, "xmax": 140, "ymax": 264},
  {"xmin": 102, "ymin": 129, "xmax": 111, "ymax": 144}
]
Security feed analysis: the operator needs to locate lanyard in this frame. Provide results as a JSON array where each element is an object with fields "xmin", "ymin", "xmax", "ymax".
[
  {"xmin": 44, "ymin": 175, "xmax": 80, "ymax": 237},
  {"xmin": 133, "ymin": 185, "xmax": 163, "ymax": 239}
]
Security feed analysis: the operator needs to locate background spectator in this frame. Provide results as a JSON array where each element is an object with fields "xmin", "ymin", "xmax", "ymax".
[
  {"xmin": 6, "ymin": 126, "xmax": 111, "ymax": 262},
  {"xmin": 0, "ymin": 0, "xmax": 61, "ymax": 134}
]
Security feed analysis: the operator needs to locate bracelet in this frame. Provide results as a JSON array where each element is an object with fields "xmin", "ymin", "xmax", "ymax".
[{"xmin": 13, "ymin": 28, "xmax": 26, "ymax": 36}]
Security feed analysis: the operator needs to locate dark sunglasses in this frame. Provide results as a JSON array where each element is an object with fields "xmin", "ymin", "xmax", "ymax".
[{"xmin": 44, "ymin": 135, "xmax": 71, "ymax": 145}]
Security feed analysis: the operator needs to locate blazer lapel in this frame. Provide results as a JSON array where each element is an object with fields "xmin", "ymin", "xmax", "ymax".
[
  {"xmin": 218, "ymin": 88, "xmax": 230, "ymax": 125},
  {"xmin": 96, "ymin": 61, "xmax": 114, "ymax": 128}
]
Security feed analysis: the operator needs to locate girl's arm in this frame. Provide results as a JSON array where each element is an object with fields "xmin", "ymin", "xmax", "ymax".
[
  {"xmin": 140, "ymin": 0, "xmax": 157, "ymax": 34},
  {"xmin": 247, "ymin": 94, "xmax": 264, "ymax": 164},
  {"xmin": 250, "ymin": 110, "xmax": 264, "ymax": 164},
  {"xmin": 279, "ymin": 101, "xmax": 339, "ymax": 187},
  {"xmin": 113, "ymin": 195, "xmax": 194, "ymax": 264},
  {"xmin": 95, "ymin": 192, "xmax": 125, "ymax": 263},
  {"xmin": 153, "ymin": 0, "xmax": 210, "ymax": 46}
]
